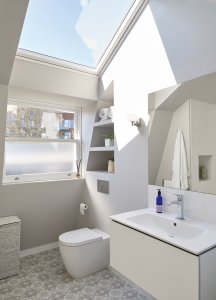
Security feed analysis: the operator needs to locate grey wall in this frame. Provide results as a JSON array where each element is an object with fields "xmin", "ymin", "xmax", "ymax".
[
  {"xmin": 0, "ymin": 84, "xmax": 8, "ymax": 183},
  {"xmin": 0, "ymin": 83, "xmax": 95, "ymax": 250},
  {"xmin": 0, "ymin": 1, "xmax": 97, "ymax": 251},
  {"xmin": 0, "ymin": 0, "xmax": 29, "ymax": 84},
  {"xmin": 0, "ymin": 180, "xmax": 85, "ymax": 250}
]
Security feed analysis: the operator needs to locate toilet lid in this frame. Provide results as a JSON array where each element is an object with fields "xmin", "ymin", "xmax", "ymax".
[{"xmin": 59, "ymin": 228, "xmax": 102, "ymax": 247}]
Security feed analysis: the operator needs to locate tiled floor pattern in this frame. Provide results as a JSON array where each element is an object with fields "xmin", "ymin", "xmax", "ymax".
[{"xmin": 0, "ymin": 248, "xmax": 150, "ymax": 300}]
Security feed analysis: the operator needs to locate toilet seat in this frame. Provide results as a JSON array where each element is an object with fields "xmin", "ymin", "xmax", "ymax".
[{"xmin": 59, "ymin": 228, "xmax": 102, "ymax": 247}]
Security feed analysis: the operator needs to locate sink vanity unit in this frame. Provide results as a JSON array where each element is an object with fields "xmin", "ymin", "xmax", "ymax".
[{"xmin": 110, "ymin": 208, "xmax": 216, "ymax": 300}]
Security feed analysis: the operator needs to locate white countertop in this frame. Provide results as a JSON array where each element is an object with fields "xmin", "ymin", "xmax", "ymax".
[{"xmin": 110, "ymin": 208, "xmax": 216, "ymax": 255}]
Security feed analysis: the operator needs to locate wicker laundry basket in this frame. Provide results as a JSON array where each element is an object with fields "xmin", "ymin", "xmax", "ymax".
[{"xmin": 0, "ymin": 216, "xmax": 21, "ymax": 279}]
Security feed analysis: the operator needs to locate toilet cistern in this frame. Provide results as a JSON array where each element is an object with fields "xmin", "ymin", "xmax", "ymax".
[{"xmin": 167, "ymin": 194, "xmax": 184, "ymax": 220}]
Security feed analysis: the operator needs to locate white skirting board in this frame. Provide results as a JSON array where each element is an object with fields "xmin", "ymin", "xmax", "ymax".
[{"xmin": 20, "ymin": 241, "xmax": 59, "ymax": 258}]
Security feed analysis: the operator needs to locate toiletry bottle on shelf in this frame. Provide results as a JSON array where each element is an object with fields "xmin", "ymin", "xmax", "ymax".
[
  {"xmin": 156, "ymin": 189, "xmax": 163, "ymax": 213},
  {"xmin": 108, "ymin": 158, "xmax": 114, "ymax": 173}
]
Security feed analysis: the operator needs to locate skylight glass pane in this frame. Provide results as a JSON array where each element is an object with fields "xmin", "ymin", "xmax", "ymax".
[{"xmin": 18, "ymin": 0, "xmax": 135, "ymax": 68}]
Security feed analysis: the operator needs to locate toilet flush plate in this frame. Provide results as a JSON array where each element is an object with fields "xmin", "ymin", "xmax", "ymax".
[{"xmin": 97, "ymin": 180, "xmax": 109, "ymax": 194}]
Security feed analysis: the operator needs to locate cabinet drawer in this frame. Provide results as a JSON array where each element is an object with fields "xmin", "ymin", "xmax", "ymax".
[{"xmin": 110, "ymin": 221, "xmax": 199, "ymax": 300}]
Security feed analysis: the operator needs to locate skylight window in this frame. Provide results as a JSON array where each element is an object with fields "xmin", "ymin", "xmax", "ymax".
[{"xmin": 18, "ymin": 0, "xmax": 136, "ymax": 68}]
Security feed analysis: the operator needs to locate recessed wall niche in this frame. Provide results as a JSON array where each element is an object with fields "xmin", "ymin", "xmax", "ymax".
[{"xmin": 198, "ymin": 155, "xmax": 212, "ymax": 181}]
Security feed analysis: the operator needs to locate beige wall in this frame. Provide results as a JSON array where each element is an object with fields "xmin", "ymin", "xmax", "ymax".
[
  {"xmin": 155, "ymin": 101, "xmax": 190, "ymax": 186},
  {"xmin": 149, "ymin": 109, "xmax": 173, "ymax": 185},
  {"xmin": 190, "ymin": 99, "xmax": 216, "ymax": 194}
]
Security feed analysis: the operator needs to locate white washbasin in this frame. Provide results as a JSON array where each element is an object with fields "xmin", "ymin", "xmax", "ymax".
[
  {"xmin": 127, "ymin": 213, "xmax": 205, "ymax": 240},
  {"xmin": 110, "ymin": 208, "xmax": 216, "ymax": 254}
]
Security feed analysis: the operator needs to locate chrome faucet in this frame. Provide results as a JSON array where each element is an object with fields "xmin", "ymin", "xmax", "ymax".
[{"xmin": 167, "ymin": 194, "xmax": 184, "ymax": 220}]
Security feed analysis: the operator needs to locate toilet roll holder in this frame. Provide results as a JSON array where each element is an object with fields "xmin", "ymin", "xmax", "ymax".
[{"xmin": 80, "ymin": 203, "xmax": 88, "ymax": 215}]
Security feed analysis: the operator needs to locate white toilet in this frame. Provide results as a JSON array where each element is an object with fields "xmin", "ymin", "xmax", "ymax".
[{"xmin": 59, "ymin": 228, "xmax": 110, "ymax": 278}]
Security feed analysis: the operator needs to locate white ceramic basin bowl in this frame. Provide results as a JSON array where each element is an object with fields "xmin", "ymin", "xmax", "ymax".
[
  {"xmin": 110, "ymin": 208, "xmax": 216, "ymax": 254},
  {"xmin": 127, "ymin": 213, "xmax": 205, "ymax": 240}
]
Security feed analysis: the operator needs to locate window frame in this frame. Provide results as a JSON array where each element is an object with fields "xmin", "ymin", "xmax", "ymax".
[{"xmin": 3, "ymin": 99, "xmax": 82, "ymax": 184}]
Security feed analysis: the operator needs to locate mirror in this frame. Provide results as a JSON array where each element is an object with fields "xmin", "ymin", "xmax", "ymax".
[{"xmin": 148, "ymin": 72, "xmax": 216, "ymax": 195}]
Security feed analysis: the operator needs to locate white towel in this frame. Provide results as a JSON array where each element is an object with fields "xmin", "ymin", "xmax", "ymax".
[{"xmin": 171, "ymin": 129, "xmax": 189, "ymax": 190}]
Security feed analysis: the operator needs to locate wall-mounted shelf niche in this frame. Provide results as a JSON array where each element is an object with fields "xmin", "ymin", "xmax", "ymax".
[
  {"xmin": 94, "ymin": 119, "xmax": 113, "ymax": 127},
  {"xmin": 86, "ymin": 151, "xmax": 114, "ymax": 172},
  {"xmin": 86, "ymin": 110, "xmax": 114, "ymax": 173},
  {"xmin": 198, "ymin": 155, "xmax": 212, "ymax": 181}
]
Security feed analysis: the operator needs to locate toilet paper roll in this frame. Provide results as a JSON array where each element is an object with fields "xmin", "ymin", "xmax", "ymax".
[{"xmin": 80, "ymin": 203, "xmax": 88, "ymax": 215}]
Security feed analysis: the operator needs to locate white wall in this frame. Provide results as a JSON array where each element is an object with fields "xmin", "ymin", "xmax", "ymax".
[
  {"xmin": 10, "ymin": 57, "xmax": 98, "ymax": 102},
  {"xmin": 148, "ymin": 0, "xmax": 216, "ymax": 83},
  {"xmin": 83, "ymin": 0, "xmax": 216, "ymax": 233},
  {"xmin": 8, "ymin": 86, "xmax": 96, "ymax": 108},
  {"xmin": 148, "ymin": 184, "xmax": 216, "ymax": 226}
]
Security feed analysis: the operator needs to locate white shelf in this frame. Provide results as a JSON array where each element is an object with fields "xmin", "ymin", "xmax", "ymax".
[
  {"xmin": 86, "ymin": 171, "xmax": 114, "ymax": 175},
  {"xmin": 94, "ymin": 119, "xmax": 113, "ymax": 127},
  {"xmin": 86, "ymin": 104, "xmax": 114, "ymax": 173},
  {"xmin": 90, "ymin": 146, "xmax": 114, "ymax": 152}
]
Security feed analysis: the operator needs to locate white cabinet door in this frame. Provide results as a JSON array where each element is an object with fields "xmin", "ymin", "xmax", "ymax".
[{"xmin": 110, "ymin": 221, "xmax": 199, "ymax": 300}]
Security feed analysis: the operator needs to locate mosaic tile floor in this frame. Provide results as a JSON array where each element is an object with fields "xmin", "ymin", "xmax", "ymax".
[{"xmin": 0, "ymin": 248, "xmax": 150, "ymax": 300}]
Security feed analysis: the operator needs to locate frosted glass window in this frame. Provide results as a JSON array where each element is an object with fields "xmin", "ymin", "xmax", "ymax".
[
  {"xmin": 4, "ymin": 101, "xmax": 81, "ymax": 183},
  {"xmin": 5, "ymin": 142, "xmax": 76, "ymax": 176}
]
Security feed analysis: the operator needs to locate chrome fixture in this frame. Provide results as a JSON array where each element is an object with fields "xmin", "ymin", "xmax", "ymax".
[
  {"xmin": 167, "ymin": 194, "xmax": 184, "ymax": 220},
  {"xmin": 127, "ymin": 113, "xmax": 142, "ymax": 127}
]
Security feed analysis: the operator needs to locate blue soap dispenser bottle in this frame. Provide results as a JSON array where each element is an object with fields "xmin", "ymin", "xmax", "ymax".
[{"xmin": 156, "ymin": 189, "xmax": 163, "ymax": 213}]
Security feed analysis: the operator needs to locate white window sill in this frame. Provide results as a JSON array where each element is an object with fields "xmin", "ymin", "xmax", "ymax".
[
  {"xmin": 2, "ymin": 172, "xmax": 83, "ymax": 185},
  {"xmin": 5, "ymin": 138, "xmax": 80, "ymax": 143}
]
